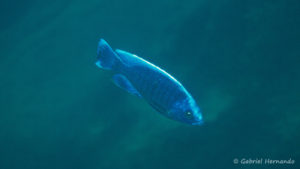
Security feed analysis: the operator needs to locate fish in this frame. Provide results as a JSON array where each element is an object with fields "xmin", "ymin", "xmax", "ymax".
[{"xmin": 95, "ymin": 39, "xmax": 203, "ymax": 125}]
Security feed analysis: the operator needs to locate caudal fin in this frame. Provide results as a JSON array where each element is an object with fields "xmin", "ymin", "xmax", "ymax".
[{"xmin": 96, "ymin": 39, "xmax": 119, "ymax": 70}]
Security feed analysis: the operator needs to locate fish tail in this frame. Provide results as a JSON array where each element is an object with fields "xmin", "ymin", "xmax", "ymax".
[{"xmin": 96, "ymin": 39, "xmax": 120, "ymax": 70}]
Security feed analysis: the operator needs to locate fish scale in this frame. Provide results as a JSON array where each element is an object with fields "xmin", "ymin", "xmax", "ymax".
[
  {"xmin": 132, "ymin": 72, "xmax": 141, "ymax": 90},
  {"xmin": 151, "ymin": 74, "xmax": 161, "ymax": 98},
  {"xmin": 158, "ymin": 80, "xmax": 169, "ymax": 107},
  {"xmin": 139, "ymin": 68, "xmax": 155, "ymax": 97},
  {"xmin": 154, "ymin": 80, "xmax": 164, "ymax": 104},
  {"xmin": 145, "ymin": 69, "xmax": 156, "ymax": 97},
  {"xmin": 165, "ymin": 86, "xmax": 176, "ymax": 109},
  {"xmin": 168, "ymin": 88, "xmax": 182, "ymax": 108},
  {"xmin": 140, "ymin": 69, "xmax": 151, "ymax": 96},
  {"xmin": 151, "ymin": 77, "xmax": 162, "ymax": 102},
  {"xmin": 165, "ymin": 82, "xmax": 177, "ymax": 109},
  {"xmin": 162, "ymin": 82, "xmax": 170, "ymax": 104},
  {"xmin": 137, "ymin": 69, "xmax": 147, "ymax": 93}
]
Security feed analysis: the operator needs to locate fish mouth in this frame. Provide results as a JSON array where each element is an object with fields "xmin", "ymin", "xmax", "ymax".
[
  {"xmin": 191, "ymin": 113, "xmax": 203, "ymax": 125},
  {"xmin": 191, "ymin": 120, "xmax": 204, "ymax": 125}
]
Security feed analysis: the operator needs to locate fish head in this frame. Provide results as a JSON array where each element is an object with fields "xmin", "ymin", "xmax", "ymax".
[{"xmin": 170, "ymin": 97, "xmax": 203, "ymax": 125}]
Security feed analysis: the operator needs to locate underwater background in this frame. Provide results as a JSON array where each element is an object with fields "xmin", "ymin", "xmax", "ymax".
[{"xmin": 0, "ymin": 0, "xmax": 299, "ymax": 169}]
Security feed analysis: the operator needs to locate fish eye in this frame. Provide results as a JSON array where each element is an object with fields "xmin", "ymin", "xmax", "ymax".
[{"xmin": 185, "ymin": 111, "xmax": 193, "ymax": 119}]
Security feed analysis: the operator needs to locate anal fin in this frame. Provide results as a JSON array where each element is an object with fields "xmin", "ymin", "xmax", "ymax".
[{"xmin": 113, "ymin": 74, "xmax": 141, "ymax": 97}]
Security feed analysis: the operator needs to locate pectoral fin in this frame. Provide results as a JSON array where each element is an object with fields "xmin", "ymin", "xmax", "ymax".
[
  {"xmin": 113, "ymin": 74, "xmax": 141, "ymax": 97},
  {"xmin": 148, "ymin": 101, "xmax": 167, "ymax": 114}
]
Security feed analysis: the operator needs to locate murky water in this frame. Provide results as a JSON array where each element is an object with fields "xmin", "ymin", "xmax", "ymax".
[{"xmin": 0, "ymin": 0, "xmax": 299, "ymax": 169}]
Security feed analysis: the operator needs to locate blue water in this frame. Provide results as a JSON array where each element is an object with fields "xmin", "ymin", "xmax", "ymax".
[{"xmin": 0, "ymin": 0, "xmax": 299, "ymax": 169}]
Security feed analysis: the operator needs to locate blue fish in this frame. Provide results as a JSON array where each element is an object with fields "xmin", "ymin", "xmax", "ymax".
[{"xmin": 96, "ymin": 39, "xmax": 203, "ymax": 125}]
